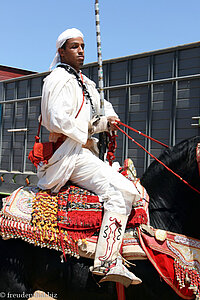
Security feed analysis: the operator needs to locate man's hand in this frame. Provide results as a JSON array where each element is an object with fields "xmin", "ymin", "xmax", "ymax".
[
  {"xmin": 49, "ymin": 132, "xmax": 67, "ymax": 143},
  {"xmin": 107, "ymin": 116, "xmax": 120, "ymax": 131},
  {"xmin": 88, "ymin": 115, "xmax": 120, "ymax": 135},
  {"xmin": 82, "ymin": 138, "xmax": 99, "ymax": 156},
  {"xmin": 82, "ymin": 138, "xmax": 94, "ymax": 149},
  {"xmin": 88, "ymin": 115, "xmax": 108, "ymax": 135}
]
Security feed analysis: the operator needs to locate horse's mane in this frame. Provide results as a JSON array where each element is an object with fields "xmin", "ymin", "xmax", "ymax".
[{"xmin": 140, "ymin": 136, "xmax": 200, "ymax": 239}]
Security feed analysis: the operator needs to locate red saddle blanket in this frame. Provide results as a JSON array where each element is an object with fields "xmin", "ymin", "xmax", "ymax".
[
  {"xmin": 0, "ymin": 180, "xmax": 148, "ymax": 258},
  {"xmin": 138, "ymin": 227, "xmax": 200, "ymax": 299},
  {"xmin": 57, "ymin": 182, "xmax": 148, "ymax": 231}
]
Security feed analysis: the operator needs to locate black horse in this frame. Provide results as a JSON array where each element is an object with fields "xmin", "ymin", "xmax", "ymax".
[{"xmin": 0, "ymin": 136, "xmax": 199, "ymax": 300}]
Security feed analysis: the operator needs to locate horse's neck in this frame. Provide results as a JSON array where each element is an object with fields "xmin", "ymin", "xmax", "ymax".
[
  {"xmin": 141, "ymin": 137, "xmax": 200, "ymax": 240},
  {"xmin": 148, "ymin": 183, "xmax": 199, "ymax": 239}
]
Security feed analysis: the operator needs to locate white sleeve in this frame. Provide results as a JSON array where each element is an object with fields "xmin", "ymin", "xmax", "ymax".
[
  {"xmin": 44, "ymin": 82, "xmax": 88, "ymax": 145},
  {"xmin": 90, "ymin": 87, "xmax": 118, "ymax": 118},
  {"xmin": 104, "ymin": 99, "xmax": 118, "ymax": 118}
]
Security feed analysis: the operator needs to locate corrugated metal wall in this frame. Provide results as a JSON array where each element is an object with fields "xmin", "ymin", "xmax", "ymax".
[
  {"xmin": 0, "ymin": 42, "xmax": 199, "ymax": 192},
  {"xmin": 82, "ymin": 43, "xmax": 200, "ymax": 175}
]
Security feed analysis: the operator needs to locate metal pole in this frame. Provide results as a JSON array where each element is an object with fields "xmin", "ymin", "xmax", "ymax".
[
  {"xmin": 95, "ymin": 0, "xmax": 106, "ymax": 160},
  {"xmin": 95, "ymin": 0, "xmax": 105, "ymax": 115}
]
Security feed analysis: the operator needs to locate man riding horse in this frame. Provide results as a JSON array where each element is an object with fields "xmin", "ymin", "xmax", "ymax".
[{"xmin": 36, "ymin": 28, "xmax": 142, "ymax": 287}]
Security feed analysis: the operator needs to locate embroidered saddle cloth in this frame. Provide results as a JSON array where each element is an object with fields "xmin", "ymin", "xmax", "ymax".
[
  {"xmin": 138, "ymin": 226, "xmax": 200, "ymax": 299},
  {"xmin": 0, "ymin": 179, "xmax": 149, "ymax": 259},
  {"xmin": 0, "ymin": 185, "xmax": 101, "ymax": 257}
]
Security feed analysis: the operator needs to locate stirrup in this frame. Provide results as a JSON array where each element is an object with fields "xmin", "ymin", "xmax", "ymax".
[
  {"xmin": 90, "ymin": 260, "xmax": 116, "ymax": 276},
  {"xmin": 91, "ymin": 256, "xmax": 142, "ymax": 288},
  {"xmin": 99, "ymin": 267, "xmax": 142, "ymax": 287},
  {"xmin": 90, "ymin": 266, "xmax": 108, "ymax": 276}
]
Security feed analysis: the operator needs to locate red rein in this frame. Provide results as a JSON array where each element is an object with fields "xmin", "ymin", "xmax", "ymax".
[
  {"xmin": 117, "ymin": 121, "xmax": 169, "ymax": 149},
  {"xmin": 115, "ymin": 121, "xmax": 200, "ymax": 195}
]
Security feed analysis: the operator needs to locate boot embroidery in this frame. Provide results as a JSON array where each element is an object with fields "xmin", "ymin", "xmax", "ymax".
[
  {"xmin": 117, "ymin": 227, "xmax": 122, "ymax": 240},
  {"xmin": 103, "ymin": 225, "xmax": 108, "ymax": 238},
  {"xmin": 99, "ymin": 217, "xmax": 122, "ymax": 262}
]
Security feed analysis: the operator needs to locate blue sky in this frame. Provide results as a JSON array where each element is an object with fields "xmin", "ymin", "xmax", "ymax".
[{"xmin": 1, "ymin": 0, "xmax": 200, "ymax": 73}]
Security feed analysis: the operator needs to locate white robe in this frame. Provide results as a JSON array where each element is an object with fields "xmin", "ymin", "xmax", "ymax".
[{"xmin": 37, "ymin": 67, "xmax": 117, "ymax": 193}]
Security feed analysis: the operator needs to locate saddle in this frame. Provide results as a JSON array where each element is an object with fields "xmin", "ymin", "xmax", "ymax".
[
  {"xmin": 138, "ymin": 225, "xmax": 200, "ymax": 299},
  {"xmin": 0, "ymin": 177, "xmax": 148, "ymax": 260},
  {"xmin": 0, "ymin": 158, "xmax": 148, "ymax": 259}
]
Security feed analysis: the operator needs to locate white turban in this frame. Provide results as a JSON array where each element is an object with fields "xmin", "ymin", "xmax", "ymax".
[{"xmin": 49, "ymin": 28, "xmax": 84, "ymax": 70}]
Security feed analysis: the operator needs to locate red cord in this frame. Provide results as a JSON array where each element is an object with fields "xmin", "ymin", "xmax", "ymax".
[
  {"xmin": 115, "ymin": 124, "xmax": 200, "ymax": 195},
  {"xmin": 106, "ymin": 132, "xmax": 118, "ymax": 166},
  {"xmin": 117, "ymin": 120, "xmax": 169, "ymax": 148}
]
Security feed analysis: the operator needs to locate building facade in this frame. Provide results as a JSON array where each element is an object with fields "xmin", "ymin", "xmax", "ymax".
[{"xmin": 0, "ymin": 41, "xmax": 199, "ymax": 193}]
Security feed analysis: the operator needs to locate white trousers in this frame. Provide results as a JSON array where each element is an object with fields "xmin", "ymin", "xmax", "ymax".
[{"xmin": 70, "ymin": 148, "xmax": 140, "ymax": 216}]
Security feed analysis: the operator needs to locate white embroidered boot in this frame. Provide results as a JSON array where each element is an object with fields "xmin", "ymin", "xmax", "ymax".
[{"xmin": 91, "ymin": 210, "xmax": 142, "ymax": 287}]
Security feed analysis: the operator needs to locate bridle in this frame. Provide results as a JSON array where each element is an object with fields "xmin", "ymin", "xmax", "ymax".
[{"xmin": 115, "ymin": 120, "xmax": 200, "ymax": 195}]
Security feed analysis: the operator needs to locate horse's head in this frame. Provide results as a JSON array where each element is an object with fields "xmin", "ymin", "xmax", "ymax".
[{"xmin": 140, "ymin": 136, "xmax": 200, "ymax": 239}]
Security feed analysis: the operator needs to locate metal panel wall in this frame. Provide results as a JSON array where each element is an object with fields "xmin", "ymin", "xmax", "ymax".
[
  {"xmin": 0, "ymin": 42, "xmax": 199, "ymax": 192},
  {"xmin": 0, "ymin": 74, "xmax": 47, "ymax": 178},
  {"xmin": 82, "ymin": 44, "xmax": 200, "ymax": 176}
]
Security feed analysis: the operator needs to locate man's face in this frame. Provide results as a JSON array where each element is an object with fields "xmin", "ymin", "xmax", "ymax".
[{"xmin": 58, "ymin": 37, "xmax": 85, "ymax": 72}]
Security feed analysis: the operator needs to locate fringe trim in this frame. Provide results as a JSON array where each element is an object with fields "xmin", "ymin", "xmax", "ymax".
[
  {"xmin": 174, "ymin": 258, "xmax": 200, "ymax": 297},
  {"xmin": 128, "ymin": 208, "xmax": 148, "ymax": 227}
]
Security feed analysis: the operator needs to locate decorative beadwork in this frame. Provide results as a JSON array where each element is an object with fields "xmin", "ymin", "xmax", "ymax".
[
  {"xmin": 0, "ymin": 179, "xmax": 149, "ymax": 258},
  {"xmin": 174, "ymin": 258, "xmax": 200, "ymax": 298}
]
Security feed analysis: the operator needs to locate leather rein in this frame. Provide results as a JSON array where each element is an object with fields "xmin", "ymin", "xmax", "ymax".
[{"xmin": 115, "ymin": 121, "xmax": 200, "ymax": 195}]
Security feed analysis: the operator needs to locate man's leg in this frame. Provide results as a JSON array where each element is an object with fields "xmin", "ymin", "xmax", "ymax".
[
  {"xmin": 70, "ymin": 148, "xmax": 140, "ymax": 215},
  {"xmin": 70, "ymin": 148, "xmax": 141, "ymax": 287}
]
